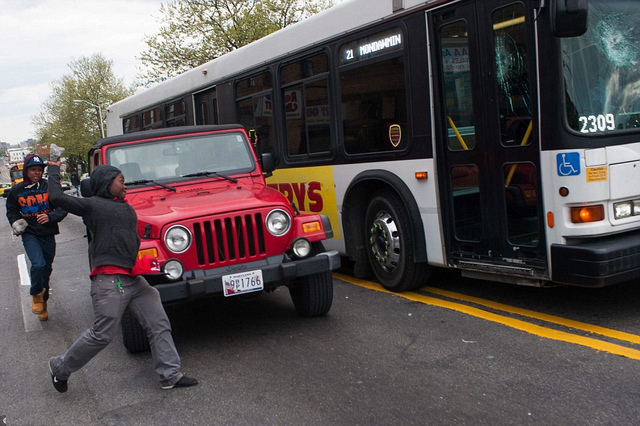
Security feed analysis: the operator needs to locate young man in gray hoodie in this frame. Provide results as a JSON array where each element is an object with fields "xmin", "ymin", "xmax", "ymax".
[{"xmin": 46, "ymin": 160, "xmax": 197, "ymax": 392}]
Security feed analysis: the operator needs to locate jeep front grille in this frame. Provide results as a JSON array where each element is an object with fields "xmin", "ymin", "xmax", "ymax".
[{"xmin": 192, "ymin": 213, "xmax": 266, "ymax": 266}]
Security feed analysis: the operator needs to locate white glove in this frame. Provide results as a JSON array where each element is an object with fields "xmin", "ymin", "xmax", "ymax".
[{"xmin": 12, "ymin": 219, "xmax": 28, "ymax": 236}]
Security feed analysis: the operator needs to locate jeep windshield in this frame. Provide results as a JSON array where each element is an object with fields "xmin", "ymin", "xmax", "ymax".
[
  {"xmin": 105, "ymin": 131, "xmax": 255, "ymax": 185},
  {"xmin": 563, "ymin": 0, "xmax": 640, "ymax": 134}
]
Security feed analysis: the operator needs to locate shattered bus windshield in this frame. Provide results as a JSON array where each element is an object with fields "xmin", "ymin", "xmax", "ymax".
[{"xmin": 562, "ymin": 0, "xmax": 640, "ymax": 134}]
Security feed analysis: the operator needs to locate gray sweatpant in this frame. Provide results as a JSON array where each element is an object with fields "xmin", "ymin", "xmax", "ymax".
[{"xmin": 50, "ymin": 274, "xmax": 183, "ymax": 388}]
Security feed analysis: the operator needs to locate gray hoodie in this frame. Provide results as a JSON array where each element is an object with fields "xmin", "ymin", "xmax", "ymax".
[{"xmin": 48, "ymin": 164, "xmax": 140, "ymax": 270}]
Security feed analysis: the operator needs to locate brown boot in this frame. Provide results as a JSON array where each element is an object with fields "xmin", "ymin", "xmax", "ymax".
[
  {"xmin": 32, "ymin": 291, "xmax": 44, "ymax": 314},
  {"xmin": 38, "ymin": 301, "xmax": 48, "ymax": 321}
]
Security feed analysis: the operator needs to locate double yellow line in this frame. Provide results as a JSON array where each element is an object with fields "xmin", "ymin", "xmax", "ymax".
[{"xmin": 334, "ymin": 272, "xmax": 640, "ymax": 361}]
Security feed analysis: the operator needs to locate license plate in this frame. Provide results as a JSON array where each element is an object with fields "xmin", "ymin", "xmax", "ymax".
[{"xmin": 222, "ymin": 270, "xmax": 264, "ymax": 297}]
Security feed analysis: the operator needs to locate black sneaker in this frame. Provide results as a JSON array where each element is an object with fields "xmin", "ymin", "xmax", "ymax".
[
  {"xmin": 49, "ymin": 360, "xmax": 68, "ymax": 393},
  {"xmin": 161, "ymin": 375, "xmax": 198, "ymax": 390}
]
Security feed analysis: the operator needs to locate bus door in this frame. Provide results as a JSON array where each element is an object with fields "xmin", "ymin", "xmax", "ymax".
[
  {"xmin": 430, "ymin": 0, "xmax": 547, "ymax": 278},
  {"xmin": 194, "ymin": 88, "xmax": 219, "ymax": 125}
]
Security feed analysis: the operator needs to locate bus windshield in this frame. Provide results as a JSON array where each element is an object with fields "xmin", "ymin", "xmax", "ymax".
[{"xmin": 562, "ymin": 0, "xmax": 640, "ymax": 134}]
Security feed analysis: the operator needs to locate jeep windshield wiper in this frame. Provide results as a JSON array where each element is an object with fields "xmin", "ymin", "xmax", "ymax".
[
  {"xmin": 181, "ymin": 170, "xmax": 238, "ymax": 183},
  {"xmin": 126, "ymin": 179, "xmax": 177, "ymax": 192}
]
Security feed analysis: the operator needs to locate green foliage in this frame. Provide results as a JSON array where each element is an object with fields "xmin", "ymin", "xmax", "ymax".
[
  {"xmin": 138, "ymin": 0, "xmax": 335, "ymax": 86},
  {"xmin": 32, "ymin": 54, "xmax": 133, "ymax": 170}
]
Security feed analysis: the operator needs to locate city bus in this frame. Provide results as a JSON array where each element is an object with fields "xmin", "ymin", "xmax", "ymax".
[{"xmin": 105, "ymin": 0, "xmax": 640, "ymax": 291}]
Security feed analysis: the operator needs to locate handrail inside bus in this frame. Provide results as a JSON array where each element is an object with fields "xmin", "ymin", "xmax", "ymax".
[
  {"xmin": 504, "ymin": 120, "xmax": 533, "ymax": 187},
  {"xmin": 447, "ymin": 116, "xmax": 469, "ymax": 150}
]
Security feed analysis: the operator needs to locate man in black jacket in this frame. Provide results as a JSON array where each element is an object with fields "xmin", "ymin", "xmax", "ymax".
[
  {"xmin": 46, "ymin": 161, "xmax": 197, "ymax": 393},
  {"xmin": 5, "ymin": 154, "xmax": 67, "ymax": 321}
]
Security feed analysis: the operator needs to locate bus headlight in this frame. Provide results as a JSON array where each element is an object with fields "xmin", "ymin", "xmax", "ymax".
[
  {"xmin": 163, "ymin": 259, "xmax": 183, "ymax": 280},
  {"xmin": 164, "ymin": 225, "xmax": 192, "ymax": 253},
  {"xmin": 614, "ymin": 199, "xmax": 640, "ymax": 220},
  {"xmin": 266, "ymin": 209, "xmax": 291, "ymax": 236},
  {"xmin": 614, "ymin": 201, "xmax": 632, "ymax": 219},
  {"xmin": 292, "ymin": 238, "xmax": 311, "ymax": 258}
]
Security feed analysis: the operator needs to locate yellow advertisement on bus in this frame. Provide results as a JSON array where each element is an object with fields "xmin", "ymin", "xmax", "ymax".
[{"xmin": 268, "ymin": 166, "xmax": 341, "ymax": 239}]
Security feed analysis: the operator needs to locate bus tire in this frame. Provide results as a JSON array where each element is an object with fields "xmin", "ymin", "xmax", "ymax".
[
  {"xmin": 289, "ymin": 243, "xmax": 334, "ymax": 317},
  {"xmin": 121, "ymin": 307, "xmax": 150, "ymax": 354},
  {"xmin": 365, "ymin": 189, "xmax": 430, "ymax": 292}
]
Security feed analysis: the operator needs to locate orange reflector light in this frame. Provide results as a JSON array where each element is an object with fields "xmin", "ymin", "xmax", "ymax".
[
  {"xmin": 415, "ymin": 171, "xmax": 428, "ymax": 180},
  {"xmin": 138, "ymin": 248, "xmax": 159, "ymax": 259},
  {"xmin": 302, "ymin": 221, "xmax": 321, "ymax": 233},
  {"xmin": 570, "ymin": 205, "xmax": 605, "ymax": 223},
  {"xmin": 547, "ymin": 211, "xmax": 554, "ymax": 228}
]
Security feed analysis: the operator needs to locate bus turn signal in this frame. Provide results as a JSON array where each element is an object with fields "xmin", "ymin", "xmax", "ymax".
[{"xmin": 570, "ymin": 205, "xmax": 605, "ymax": 223}]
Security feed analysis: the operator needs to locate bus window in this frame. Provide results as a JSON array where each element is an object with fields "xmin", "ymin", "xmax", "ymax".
[
  {"xmin": 441, "ymin": 21, "xmax": 476, "ymax": 151},
  {"xmin": 281, "ymin": 52, "xmax": 331, "ymax": 156},
  {"xmin": 493, "ymin": 3, "xmax": 532, "ymax": 147},
  {"xmin": 237, "ymin": 96, "xmax": 274, "ymax": 155},
  {"xmin": 166, "ymin": 100, "xmax": 187, "ymax": 127},
  {"xmin": 340, "ymin": 56, "xmax": 407, "ymax": 154},
  {"xmin": 142, "ymin": 106, "xmax": 163, "ymax": 130},
  {"xmin": 503, "ymin": 162, "xmax": 539, "ymax": 247},
  {"xmin": 123, "ymin": 114, "xmax": 141, "ymax": 134},
  {"xmin": 236, "ymin": 72, "xmax": 274, "ymax": 155},
  {"xmin": 451, "ymin": 165, "xmax": 481, "ymax": 242}
]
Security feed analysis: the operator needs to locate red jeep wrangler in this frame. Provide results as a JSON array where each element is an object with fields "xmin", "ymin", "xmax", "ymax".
[{"xmin": 84, "ymin": 125, "xmax": 340, "ymax": 353}]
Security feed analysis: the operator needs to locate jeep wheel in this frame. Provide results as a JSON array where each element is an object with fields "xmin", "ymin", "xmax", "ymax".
[
  {"xmin": 290, "ymin": 270, "xmax": 334, "ymax": 317},
  {"xmin": 121, "ymin": 307, "xmax": 150, "ymax": 353}
]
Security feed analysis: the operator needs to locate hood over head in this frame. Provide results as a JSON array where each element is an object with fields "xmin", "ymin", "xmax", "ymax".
[
  {"xmin": 23, "ymin": 154, "xmax": 45, "ymax": 185},
  {"xmin": 90, "ymin": 165, "xmax": 122, "ymax": 198}
]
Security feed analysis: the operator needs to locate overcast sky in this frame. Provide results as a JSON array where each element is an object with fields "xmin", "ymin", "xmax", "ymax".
[{"xmin": 0, "ymin": 0, "xmax": 164, "ymax": 145}]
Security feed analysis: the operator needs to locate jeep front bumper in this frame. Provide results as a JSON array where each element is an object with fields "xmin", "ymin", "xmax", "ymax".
[{"xmin": 156, "ymin": 250, "xmax": 341, "ymax": 303}]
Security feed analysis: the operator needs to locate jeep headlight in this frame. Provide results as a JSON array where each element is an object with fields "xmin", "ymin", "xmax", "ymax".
[
  {"xmin": 164, "ymin": 225, "xmax": 192, "ymax": 253},
  {"xmin": 292, "ymin": 238, "xmax": 311, "ymax": 258},
  {"xmin": 266, "ymin": 209, "xmax": 291, "ymax": 236},
  {"xmin": 163, "ymin": 259, "xmax": 184, "ymax": 280}
]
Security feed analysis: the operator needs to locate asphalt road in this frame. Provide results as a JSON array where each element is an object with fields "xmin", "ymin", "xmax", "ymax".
[{"xmin": 2, "ymin": 201, "xmax": 640, "ymax": 425}]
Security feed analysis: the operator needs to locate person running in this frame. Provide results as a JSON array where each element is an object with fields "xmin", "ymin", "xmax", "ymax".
[
  {"xmin": 46, "ymin": 160, "xmax": 197, "ymax": 392},
  {"xmin": 5, "ymin": 154, "xmax": 67, "ymax": 321}
]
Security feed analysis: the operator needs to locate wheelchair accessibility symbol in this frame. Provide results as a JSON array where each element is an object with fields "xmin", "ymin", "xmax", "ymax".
[{"xmin": 557, "ymin": 152, "xmax": 580, "ymax": 176}]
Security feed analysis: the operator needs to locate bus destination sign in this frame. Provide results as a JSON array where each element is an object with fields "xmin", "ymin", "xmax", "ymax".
[{"xmin": 340, "ymin": 28, "xmax": 403, "ymax": 65}]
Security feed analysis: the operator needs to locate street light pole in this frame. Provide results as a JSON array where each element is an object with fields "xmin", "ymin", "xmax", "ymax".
[{"xmin": 74, "ymin": 99, "xmax": 105, "ymax": 139}]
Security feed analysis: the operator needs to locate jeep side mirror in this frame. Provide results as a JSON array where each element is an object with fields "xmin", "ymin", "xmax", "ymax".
[
  {"xmin": 260, "ymin": 153, "xmax": 275, "ymax": 178},
  {"xmin": 550, "ymin": 0, "xmax": 588, "ymax": 37}
]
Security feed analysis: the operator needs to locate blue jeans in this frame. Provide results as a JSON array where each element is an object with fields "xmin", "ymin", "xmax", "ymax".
[{"xmin": 21, "ymin": 233, "xmax": 56, "ymax": 302}]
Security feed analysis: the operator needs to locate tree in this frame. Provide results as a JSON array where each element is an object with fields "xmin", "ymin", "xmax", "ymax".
[
  {"xmin": 138, "ymin": 0, "xmax": 335, "ymax": 86},
  {"xmin": 32, "ymin": 54, "xmax": 133, "ymax": 171}
]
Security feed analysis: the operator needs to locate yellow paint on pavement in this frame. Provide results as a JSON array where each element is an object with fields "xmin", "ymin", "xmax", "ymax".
[{"xmin": 334, "ymin": 272, "xmax": 640, "ymax": 361}]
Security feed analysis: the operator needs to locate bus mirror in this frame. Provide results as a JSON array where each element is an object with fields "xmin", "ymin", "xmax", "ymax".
[
  {"xmin": 550, "ymin": 0, "xmax": 587, "ymax": 37},
  {"xmin": 260, "ymin": 153, "xmax": 275, "ymax": 178}
]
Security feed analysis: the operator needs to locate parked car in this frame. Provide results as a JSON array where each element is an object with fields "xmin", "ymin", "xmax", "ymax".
[
  {"xmin": 0, "ymin": 182, "xmax": 10, "ymax": 198},
  {"xmin": 82, "ymin": 125, "xmax": 340, "ymax": 353},
  {"xmin": 60, "ymin": 181, "xmax": 72, "ymax": 191}
]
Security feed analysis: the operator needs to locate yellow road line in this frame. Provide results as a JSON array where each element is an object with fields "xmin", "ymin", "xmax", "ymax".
[
  {"xmin": 425, "ymin": 286, "xmax": 640, "ymax": 345},
  {"xmin": 334, "ymin": 273, "xmax": 640, "ymax": 361}
]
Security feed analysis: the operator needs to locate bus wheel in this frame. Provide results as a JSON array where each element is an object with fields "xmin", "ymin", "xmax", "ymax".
[
  {"xmin": 365, "ymin": 190, "xmax": 430, "ymax": 292},
  {"xmin": 121, "ymin": 307, "xmax": 150, "ymax": 354},
  {"xmin": 289, "ymin": 243, "xmax": 334, "ymax": 317}
]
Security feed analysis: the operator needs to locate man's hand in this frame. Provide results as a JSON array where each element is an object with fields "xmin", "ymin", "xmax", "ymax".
[
  {"xmin": 47, "ymin": 159, "xmax": 62, "ymax": 167},
  {"xmin": 11, "ymin": 219, "xmax": 28, "ymax": 236},
  {"xmin": 36, "ymin": 213, "xmax": 50, "ymax": 224}
]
